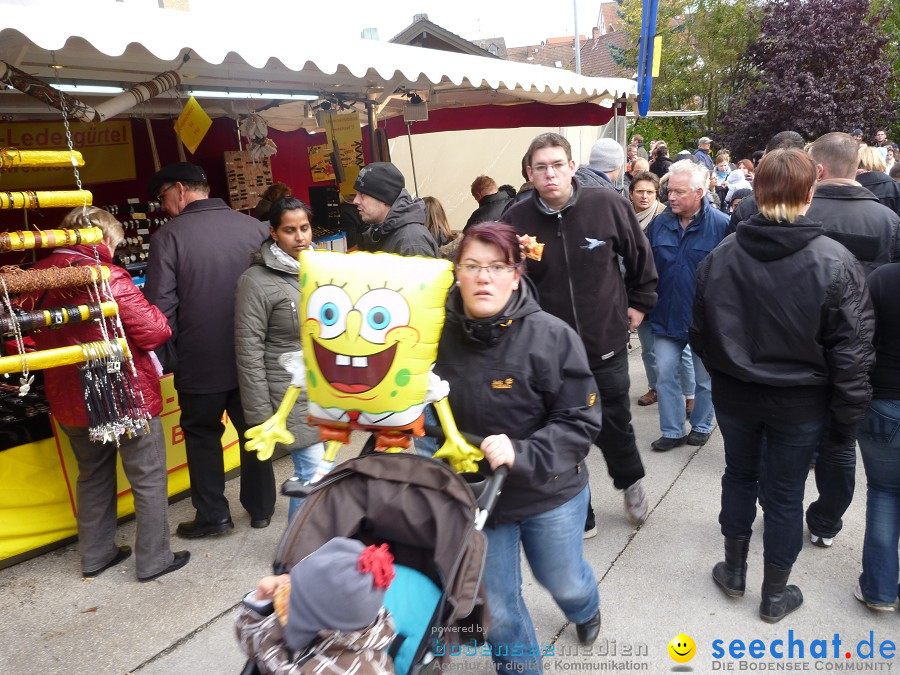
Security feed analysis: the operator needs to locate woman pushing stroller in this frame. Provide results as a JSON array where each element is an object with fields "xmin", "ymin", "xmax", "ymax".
[{"xmin": 434, "ymin": 222, "xmax": 603, "ymax": 672}]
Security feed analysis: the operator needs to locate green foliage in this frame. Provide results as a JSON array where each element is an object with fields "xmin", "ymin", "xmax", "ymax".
[
  {"xmin": 720, "ymin": 0, "xmax": 898, "ymax": 156},
  {"xmin": 871, "ymin": 0, "xmax": 900, "ymax": 143},
  {"xmin": 617, "ymin": 0, "xmax": 762, "ymax": 154}
]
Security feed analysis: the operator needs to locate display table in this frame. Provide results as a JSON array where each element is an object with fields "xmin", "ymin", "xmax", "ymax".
[{"xmin": 0, "ymin": 374, "xmax": 240, "ymax": 566}]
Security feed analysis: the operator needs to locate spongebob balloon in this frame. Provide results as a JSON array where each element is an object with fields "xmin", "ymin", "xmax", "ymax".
[
  {"xmin": 301, "ymin": 249, "xmax": 452, "ymax": 448},
  {"xmin": 245, "ymin": 249, "xmax": 484, "ymax": 475}
]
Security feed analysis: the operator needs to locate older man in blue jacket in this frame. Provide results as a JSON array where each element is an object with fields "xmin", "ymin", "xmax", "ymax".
[{"xmin": 646, "ymin": 160, "xmax": 729, "ymax": 451}]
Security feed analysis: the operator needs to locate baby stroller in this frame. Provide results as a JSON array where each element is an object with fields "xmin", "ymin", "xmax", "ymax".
[{"xmin": 240, "ymin": 447, "xmax": 506, "ymax": 675}]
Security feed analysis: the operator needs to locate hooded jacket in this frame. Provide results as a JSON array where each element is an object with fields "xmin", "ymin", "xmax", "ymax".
[
  {"xmin": 856, "ymin": 171, "xmax": 900, "ymax": 217},
  {"xmin": 805, "ymin": 183, "xmax": 900, "ymax": 274},
  {"xmin": 646, "ymin": 198, "xmax": 729, "ymax": 340},
  {"xmin": 235, "ymin": 605, "xmax": 395, "ymax": 675},
  {"xmin": 360, "ymin": 189, "xmax": 438, "ymax": 257},
  {"xmin": 26, "ymin": 244, "xmax": 171, "ymax": 426},
  {"xmin": 649, "ymin": 155, "xmax": 673, "ymax": 179},
  {"xmin": 690, "ymin": 214, "xmax": 875, "ymax": 426},
  {"xmin": 234, "ymin": 241, "xmax": 319, "ymax": 449},
  {"xmin": 465, "ymin": 190, "xmax": 513, "ymax": 230},
  {"xmin": 503, "ymin": 182, "xmax": 658, "ymax": 367},
  {"xmin": 434, "ymin": 278, "xmax": 602, "ymax": 524}
]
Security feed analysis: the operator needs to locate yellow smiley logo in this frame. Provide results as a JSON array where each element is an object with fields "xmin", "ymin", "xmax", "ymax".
[{"xmin": 668, "ymin": 633, "xmax": 696, "ymax": 663}]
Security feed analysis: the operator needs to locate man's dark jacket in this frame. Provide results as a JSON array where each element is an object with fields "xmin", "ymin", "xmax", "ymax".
[
  {"xmin": 503, "ymin": 182, "xmax": 658, "ymax": 368},
  {"xmin": 574, "ymin": 166, "xmax": 630, "ymax": 197},
  {"xmin": 360, "ymin": 189, "xmax": 438, "ymax": 257},
  {"xmin": 145, "ymin": 198, "xmax": 269, "ymax": 393},
  {"xmin": 465, "ymin": 191, "xmax": 513, "ymax": 230},
  {"xmin": 728, "ymin": 194, "xmax": 759, "ymax": 234},
  {"xmin": 691, "ymin": 214, "xmax": 874, "ymax": 427},
  {"xmin": 857, "ymin": 171, "xmax": 900, "ymax": 217},
  {"xmin": 806, "ymin": 182, "xmax": 900, "ymax": 274},
  {"xmin": 649, "ymin": 156, "xmax": 673, "ymax": 179},
  {"xmin": 435, "ymin": 278, "xmax": 602, "ymax": 523}
]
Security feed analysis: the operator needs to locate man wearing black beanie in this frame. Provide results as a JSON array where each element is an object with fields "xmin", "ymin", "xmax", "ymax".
[{"xmin": 352, "ymin": 162, "xmax": 438, "ymax": 257}]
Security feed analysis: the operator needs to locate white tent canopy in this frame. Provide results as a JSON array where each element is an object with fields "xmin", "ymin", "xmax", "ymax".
[{"xmin": 0, "ymin": 1, "xmax": 636, "ymax": 131}]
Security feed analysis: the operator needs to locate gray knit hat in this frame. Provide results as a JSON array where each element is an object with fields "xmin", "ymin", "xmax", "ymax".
[
  {"xmin": 284, "ymin": 537, "xmax": 395, "ymax": 652},
  {"xmin": 354, "ymin": 163, "xmax": 405, "ymax": 205},
  {"xmin": 588, "ymin": 138, "xmax": 625, "ymax": 173}
]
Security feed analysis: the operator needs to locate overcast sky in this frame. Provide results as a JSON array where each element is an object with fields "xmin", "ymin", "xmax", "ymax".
[{"xmin": 190, "ymin": 0, "xmax": 612, "ymax": 48}]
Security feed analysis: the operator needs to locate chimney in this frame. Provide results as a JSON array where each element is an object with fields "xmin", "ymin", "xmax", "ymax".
[{"xmin": 592, "ymin": 26, "xmax": 600, "ymax": 40}]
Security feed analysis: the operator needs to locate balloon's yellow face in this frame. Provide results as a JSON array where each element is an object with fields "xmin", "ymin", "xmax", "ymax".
[{"xmin": 299, "ymin": 250, "xmax": 454, "ymax": 416}]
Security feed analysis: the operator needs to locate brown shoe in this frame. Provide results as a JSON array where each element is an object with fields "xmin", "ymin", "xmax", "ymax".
[
  {"xmin": 638, "ymin": 389, "xmax": 658, "ymax": 406},
  {"xmin": 685, "ymin": 398, "xmax": 695, "ymax": 416}
]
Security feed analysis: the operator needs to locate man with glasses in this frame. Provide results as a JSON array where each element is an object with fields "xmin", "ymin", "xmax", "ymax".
[
  {"xmin": 145, "ymin": 162, "xmax": 271, "ymax": 538},
  {"xmin": 504, "ymin": 133, "xmax": 658, "ymax": 530}
]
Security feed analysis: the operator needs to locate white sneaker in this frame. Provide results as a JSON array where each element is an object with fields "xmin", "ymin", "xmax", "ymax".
[
  {"xmin": 623, "ymin": 480, "xmax": 648, "ymax": 525},
  {"xmin": 810, "ymin": 533, "xmax": 833, "ymax": 548},
  {"xmin": 855, "ymin": 584, "xmax": 898, "ymax": 612}
]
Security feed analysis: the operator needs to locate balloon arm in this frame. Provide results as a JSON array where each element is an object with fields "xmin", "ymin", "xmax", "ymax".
[
  {"xmin": 431, "ymin": 397, "xmax": 484, "ymax": 474},
  {"xmin": 279, "ymin": 350, "xmax": 307, "ymax": 388},
  {"xmin": 243, "ymin": 385, "xmax": 299, "ymax": 461},
  {"xmin": 424, "ymin": 368, "xmax": 449, "ymax": 403}
]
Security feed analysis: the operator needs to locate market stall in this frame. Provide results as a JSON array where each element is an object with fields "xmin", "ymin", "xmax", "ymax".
[{"xmin": 0, "ymin": 3, "xmax": 636, "ymax": 565}]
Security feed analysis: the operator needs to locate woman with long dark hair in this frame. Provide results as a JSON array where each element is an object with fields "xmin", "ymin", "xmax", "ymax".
[
  {"xmin": 235, "ymin": 197, "xmax": 325, "ymax": 522},
  {"xmin": 691, "ymin": 149, "xmax": 874, "ymax": 622}
]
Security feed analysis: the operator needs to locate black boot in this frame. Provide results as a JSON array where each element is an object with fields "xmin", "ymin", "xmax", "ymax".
[
  {"xmin": 759, "ymin": 563, "xmax": 803, "ymax": 623},
  {"xmin": 712, "ymin": 537, "xmax": 749, "ymax": 597}
]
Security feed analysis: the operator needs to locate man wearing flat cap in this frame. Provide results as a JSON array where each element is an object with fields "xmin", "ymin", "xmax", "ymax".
[
  {"xmin": 694, "ymin": 136, "xmax": 714, "ymax": 171},
  {"xmin": 352, "ymin": 162, "xmax": 438, "ymax": 257},
  {"xmin": 145, "ymin": 162, "xmax": 273, "ymax": 538}
]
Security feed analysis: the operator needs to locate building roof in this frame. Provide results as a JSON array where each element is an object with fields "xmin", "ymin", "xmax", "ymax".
[
  {"xmin": 506, "ymin": 41, "xmax": 578, "ymax": 71},
  {"xmin": 578, "ymin": 30, "xmax": 630, "ymax": 78},
  {"xmin": 470, "ymin": 37, "xmax": 508, "ymax": 60},
  {"xmin": 599, "ymin": 2, "xmax": 623, "ymax": 34},
  {"xmin": 506, "ymin": 30, "xmax": 630, "ymax": 79},
  {"xmin": 389, "ymin": 15, "xmax": 499, "ymax": 58}
]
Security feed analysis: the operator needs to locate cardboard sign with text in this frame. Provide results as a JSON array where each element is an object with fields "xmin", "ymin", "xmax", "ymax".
[{"xmin": 0, "ymin": 120, "xmax": 136, "ymax": 189}]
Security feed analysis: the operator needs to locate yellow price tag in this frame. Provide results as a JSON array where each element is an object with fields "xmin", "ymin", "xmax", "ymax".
[{"xmin": 174, "ymin": 96, "xmax": 212, "ymax": 154}]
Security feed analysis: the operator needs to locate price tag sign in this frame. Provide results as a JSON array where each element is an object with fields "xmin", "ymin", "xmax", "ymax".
[{"xmin": 174, "ymin": 97, "xmax": 212, "ymax": 154}]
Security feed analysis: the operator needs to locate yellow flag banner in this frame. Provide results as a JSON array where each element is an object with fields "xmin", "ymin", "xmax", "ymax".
[
  {"xmin": 652, "ymin": 35, "xmax": 662, "ymax": 78},
  {"xmin": 324, "ymin": 112, "xmax": 365, "ymax": 196},
  {"xmin": 174, "ymin": 96, "xmax": 212, "ymax": 154},
  {"xmin": 0, "ymin": 121, "xmax": 135, "ymax": 190}
]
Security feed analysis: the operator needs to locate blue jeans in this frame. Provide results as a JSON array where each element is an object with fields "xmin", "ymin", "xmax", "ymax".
[
  {"xmin": 806, "ymin": 418, "xmax": 857, "ymax": 539},
  {"xmin": 857, "ymin": 399, "xmax": 900, "ymax": 606},
  {"xmin": 288, "ymin": 442, "xmax": 325, "ymax": 520},
  {"xmin": 636, "ymin": 322, "xmax": 695, "ymax": 394},
  {"xmin": 654, "ymin": 336, "xmax": 712, "ymax": 438},
  {"xmin": 718, "ymin": 411, "xmax": 824, "ymax": 569},
  {"xmin": 413, "ymin": 405, "xmax": 439, "ymax": 457},
  {"xmin": 483, "ymin": 485, "xmax": 599, "ymax": 673}
]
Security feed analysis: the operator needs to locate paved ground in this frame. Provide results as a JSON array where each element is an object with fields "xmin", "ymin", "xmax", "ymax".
[{"xmin": 0, "ymin": 346, "xmax": 894, "ymax": 674}]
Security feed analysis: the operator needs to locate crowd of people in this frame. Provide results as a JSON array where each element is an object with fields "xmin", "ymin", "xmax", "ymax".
[{"xmin": 34, "ymin": 120, "xmax": 900, "ymax": 673}]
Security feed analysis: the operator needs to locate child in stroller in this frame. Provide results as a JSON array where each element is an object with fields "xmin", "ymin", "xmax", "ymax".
[
  {"xmin": 235, "ymin": 536, "xmax": 397, "ymax": 674},
  {"xmin": 237, "ymin": 451, "xmax": 500, "ymax": 675}
]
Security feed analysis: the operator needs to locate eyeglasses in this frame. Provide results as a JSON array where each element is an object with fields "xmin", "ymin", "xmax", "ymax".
[
  {"xmin": 531, "ymin": 161, "xmax": 568, "ymax": 175},
  {"xmin": 456, "ymin": 263, "xmax": 517, "ymax": 278},
  {"xmin": 156, "ymin": 184, "xmax": 176, "ymax": 202}
]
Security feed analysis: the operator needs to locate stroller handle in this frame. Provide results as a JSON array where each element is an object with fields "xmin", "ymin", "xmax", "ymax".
[{"xmin": 424, "ymin": 424, "xmax": 508, "ymax": 516}]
